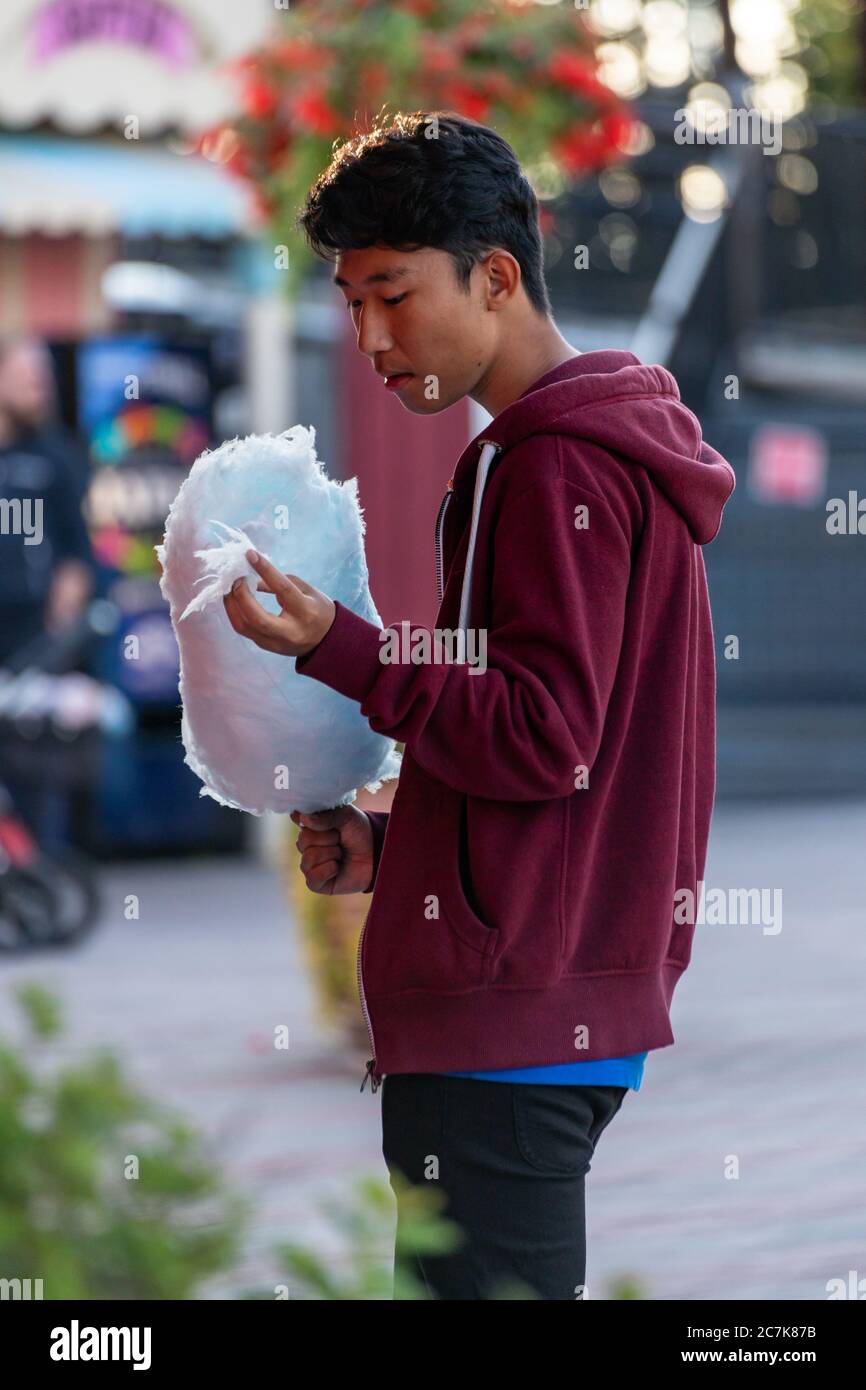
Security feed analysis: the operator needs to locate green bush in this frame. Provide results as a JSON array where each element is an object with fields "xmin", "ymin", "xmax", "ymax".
[{"xmin": 0, "ymin": 984, "xmax": 246, "ymax": 1300}]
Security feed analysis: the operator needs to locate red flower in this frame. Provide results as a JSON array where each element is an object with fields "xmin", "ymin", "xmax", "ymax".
[
  {"xmin": 292, "ymin": 89, "xmax": 341, "ymax": 136},
  {"xmin": 599, "ymin": 109, "xmax": 635, "ymax": 154},
  {"xmin": 266, "ymin": 125, "xmax": 293, "ymax": 166},
  {"xmin": 552, "ymin": 104, "xmax": 631, "ymax": 175},
  {"xmin": 441, "ymin": 82, "xmax": 490, "ymax": 123},
  {"xmin": 552, "ymin": 123, "xmax": 603, "ymax": 175},
  {"xmin": 547, "ymin": 52, "xmax": 608, "ymax": 103},
  {"xmin": 243, "ymin": 80, "xmax": 279, "ymax": 120}
]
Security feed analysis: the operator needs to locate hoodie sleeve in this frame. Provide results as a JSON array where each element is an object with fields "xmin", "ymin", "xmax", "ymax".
[{"xmin": 295, "ymin": 451, "xmax": 632, "ymax": 801}]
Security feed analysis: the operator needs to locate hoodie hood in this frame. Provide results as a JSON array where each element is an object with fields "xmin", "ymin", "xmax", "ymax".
[{"xmin": 453, "ymin": 350, "xmax": 735, "ymax": 544}]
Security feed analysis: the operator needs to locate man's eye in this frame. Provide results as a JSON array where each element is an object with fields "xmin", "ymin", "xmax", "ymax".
[{"xmin": 347, "ymin": 293, "xmax": 408, "ymax": 309}]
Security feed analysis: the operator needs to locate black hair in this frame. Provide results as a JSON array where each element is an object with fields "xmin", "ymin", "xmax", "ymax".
[{"xmin": 296, "ymin": 111, "xmax": 552, "ymax": 317}]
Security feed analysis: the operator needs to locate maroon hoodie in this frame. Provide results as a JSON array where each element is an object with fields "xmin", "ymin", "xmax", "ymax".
[{"xmin": 295, "ymin": 350, "xmax": 735, "ymax": 1090}]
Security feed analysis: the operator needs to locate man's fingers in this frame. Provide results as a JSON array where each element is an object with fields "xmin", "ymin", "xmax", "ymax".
[
  {"xmin": 223, "ymin": 590, "xmax": 294, "ymax": 655},
  {"xmin": 228, "ymin": 581, "xmax": 288, "ymax": 642},
  {"xmin": 301, "ymin": 845, "xmax": 342, "ymax": 876},
  {"xmin": 223, "ymin": 585, "xmax": 258, "ymax": 630},
  {"xmin": 222, "ymin": 589, "xmax": 247, "ymax": 634},
  {"xmin": 297, "ymin": 829, "xmax": 340, "ymax": 853},
  {"xmin": 286, "ymin": 573, "xmax": 316, "ymax": 597},
  {"xmin": 305, "ymin": 860, "xmax": 339, "ymax": 891},
  {"xmin": 249, "ymin": 562, "xmax": 317, "ymax": 603},
  {"xmin": 229, "ymin": 579, "xmax": 273, "ymax": 626},
  {"xmin": 246, "ymin": 550, "xmax": 305, "ymax": 609}
]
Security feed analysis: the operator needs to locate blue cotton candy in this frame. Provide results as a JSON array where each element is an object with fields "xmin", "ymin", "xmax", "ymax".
[{"xmin": 155, "ymin": 425, "xmax": 401, "ymax": 815}]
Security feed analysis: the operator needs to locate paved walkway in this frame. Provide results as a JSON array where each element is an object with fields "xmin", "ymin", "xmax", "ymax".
[{"xmin": 1, "ymin": 798, "xmax": 863, "ymax": 1300}]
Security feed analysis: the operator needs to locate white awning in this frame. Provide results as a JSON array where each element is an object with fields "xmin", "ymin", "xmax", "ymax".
[
  {"xmin": 0, "ymin": 0, "xmax": 272, "ymax": 135},
  {"xmin": 0, "ymin": 134, "xmax": 254, "ymax": 238}
]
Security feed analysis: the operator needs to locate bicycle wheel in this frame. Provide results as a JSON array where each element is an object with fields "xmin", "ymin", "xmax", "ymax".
[
  {"xmin": 0, "ymin": 865, "xmax": 56, "ymax": 950},
  {"xmin": 17, "ymin": 849, "xmax": 101, "ymax": 947}
]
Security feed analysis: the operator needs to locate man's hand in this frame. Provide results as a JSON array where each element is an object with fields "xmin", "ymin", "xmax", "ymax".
[
  {"xmin": 222, "ymin": 548, "xmax": 336, "ymax": 658},
  {"xmin": 292, "ymin": 805, "xmax": 375, "ymax": 895}
]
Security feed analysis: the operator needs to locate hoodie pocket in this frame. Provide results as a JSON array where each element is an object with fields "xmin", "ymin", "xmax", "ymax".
[
  {"xmin": 434, "ymin": 789, "xmax": 501, "ymax": 966},
  {"xmin": 362, "ymin": 779, "xmax": 499, "ymax": 997},
  {"xmin": 461, "ymin": 791, "xmax": 568, "ymax": 989}
]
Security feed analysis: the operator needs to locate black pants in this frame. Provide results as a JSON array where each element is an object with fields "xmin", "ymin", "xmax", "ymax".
[{"xmin": 381, "ymin": 1073, "xmax": 628, "ymax": 1300}]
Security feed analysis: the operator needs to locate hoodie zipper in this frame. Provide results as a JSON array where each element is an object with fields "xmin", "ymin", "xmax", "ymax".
[
  {"xmin": 434, "ymin": 477, "xmax": 454, "ymax": 603},
  {"xmin": 357, "ymin": 904, "xmax": 380, "ymax": 1092}
]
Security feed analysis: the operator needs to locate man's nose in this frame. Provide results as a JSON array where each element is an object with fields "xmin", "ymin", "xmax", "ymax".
[{"xmin": 355, "ymin": 304, "xmax": 393, "ymax": 360}]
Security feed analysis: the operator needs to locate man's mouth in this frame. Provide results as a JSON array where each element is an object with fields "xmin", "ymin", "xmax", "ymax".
[{"xmin": 383, "ymin": 373, "xmax": 414, "ymax": 391}]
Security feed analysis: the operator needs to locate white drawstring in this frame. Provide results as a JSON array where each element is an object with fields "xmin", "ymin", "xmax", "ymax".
[{"xmin": 457, "ymin": 441, "xmax": 500, "ymax": 634}]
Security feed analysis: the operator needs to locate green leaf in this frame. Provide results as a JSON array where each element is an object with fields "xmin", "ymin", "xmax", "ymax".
[{"xmin": 15, "ymin": 982, "xmax": 63, "ymax": 1039}]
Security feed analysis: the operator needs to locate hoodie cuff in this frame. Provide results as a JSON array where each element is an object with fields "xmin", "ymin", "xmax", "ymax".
[
  {"xmin": 294, "ymin": 599, "xmax": 385, "ymax": 703},
  {"xmin": 362, "ymin": 809, "xmax": 390, "ymax": 893}
]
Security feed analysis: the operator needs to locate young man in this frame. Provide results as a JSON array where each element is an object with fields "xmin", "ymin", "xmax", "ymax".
[{"xmin": 224, "ymin": 112, "xmax": 735, "ymax": 1300}]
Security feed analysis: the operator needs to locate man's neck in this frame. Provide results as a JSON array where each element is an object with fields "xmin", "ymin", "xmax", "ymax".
[{"xmin": 471, "ymin": 322, "xmax": 580, "ymax": 419}]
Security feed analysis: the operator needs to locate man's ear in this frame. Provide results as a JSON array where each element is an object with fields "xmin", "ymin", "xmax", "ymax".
[{"xmin": 482, "ymin": 249, "xmax": 522, "ymax": 312}]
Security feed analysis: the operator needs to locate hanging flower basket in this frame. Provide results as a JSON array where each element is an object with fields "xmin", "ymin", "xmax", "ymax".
[{"xmin": 200, "ymin": 0, "xmax": 636, "ymax": 293}]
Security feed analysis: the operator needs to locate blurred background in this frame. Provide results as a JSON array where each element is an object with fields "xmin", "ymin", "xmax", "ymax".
[{"xmin": 0, "ymin": 0, "xmax": 863, "ymax": 1301}]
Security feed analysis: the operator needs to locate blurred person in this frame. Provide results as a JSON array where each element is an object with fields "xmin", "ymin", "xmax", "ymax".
[
  {"xmin": 4, "ymin": 334, "xmax": 93, "ymax": 501},
  {"xmin": 0, "ymin": 335, "xmax": 94, "ymax": 663},
  {"xmin": 223, "ymin": 113, "xmax": 736, "ymax": 1300},
  {"xmin": 0, "ymin": 335, "xmax": 95, "ymax": 845}
]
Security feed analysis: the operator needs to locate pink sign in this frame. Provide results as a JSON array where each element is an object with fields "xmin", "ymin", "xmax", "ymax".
[
  {"xmin": 33, "ymin": 0, "xmax": 196, "ymax": 68},
  {"xmin": 748, "ymin": 425, "xmax": 828, "ymax": 506}
]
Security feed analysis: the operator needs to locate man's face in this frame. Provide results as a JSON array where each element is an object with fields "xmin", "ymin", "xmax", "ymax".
[
  {"xmin": 0, "ymin": 340, "xmax": 54, "ymax": 428},
  {"xmin": 334, "ymin": 245, "xmax": 496, "ymax": 415}
]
